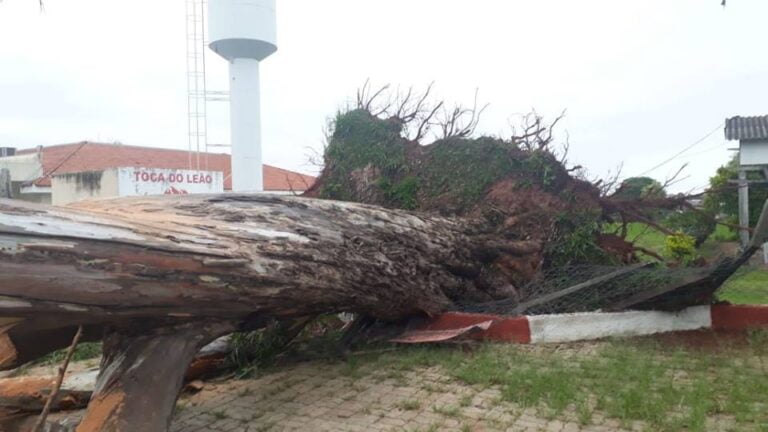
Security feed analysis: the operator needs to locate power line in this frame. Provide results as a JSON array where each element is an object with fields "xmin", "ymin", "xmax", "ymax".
[{"xmin": 637, "ymin": 123, "xmax": 724, "ymax": 176}]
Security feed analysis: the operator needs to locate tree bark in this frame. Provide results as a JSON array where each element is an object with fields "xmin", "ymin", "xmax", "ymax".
[
  {"xmin": 76, "ymin": 322, "xmax": 234, "ymax": 432},
  {"xmin": 0, "ymin": 193, "xmax": 505, "ymax": 431},
  {"xmin": 0, "ymin": 194, "xmax": 499, "ymax": 328}
]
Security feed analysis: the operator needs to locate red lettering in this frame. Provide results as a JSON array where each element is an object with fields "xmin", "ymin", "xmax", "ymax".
[
  {"xmin": 205, "ymin": 175, "xmax": 212, "ymax": 184},
  {"xmin": 140, "ymin": 172, "xmax": 149, "ymax": 182},
  {"xmin": 134, "ymin": 171, "xmax": 140, "ymax": 182}
]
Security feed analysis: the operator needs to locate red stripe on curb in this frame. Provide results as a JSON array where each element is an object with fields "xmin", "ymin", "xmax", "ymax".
[
  {"xmin": 484, "ymin": 317, "xmax": 531, "ymax": 344},
  {"xmin": 425, "ymin": 312, "xmax": 531, "ymax": 344},
  {"xmin": 712, "ymin": 304, "xmax": 768, "ymax": 330}
]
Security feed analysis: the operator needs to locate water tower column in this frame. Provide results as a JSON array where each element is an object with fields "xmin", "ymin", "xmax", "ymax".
[
  {"xmin": 229, "ymin": 58, "xmax": 263, "ymax": 191},
  {"xmin": 208, "ymin": 0, "xmax": 277, "ymax": 192}
]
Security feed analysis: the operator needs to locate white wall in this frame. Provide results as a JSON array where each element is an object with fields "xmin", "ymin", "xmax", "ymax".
[
  {"xmin": 0, "ymin": 152, "xmax": 43, "ymax": 183},
  {"xmin": 740, "ymin": 140, "xmax": 768, "ymax": 166},
  {"xmin": 51, "ymin": 167, "xmax": 225, "ymax": 206},
  {"xmin": 52, "ymin": 169, "xmax": 119, "ymax": 206}
]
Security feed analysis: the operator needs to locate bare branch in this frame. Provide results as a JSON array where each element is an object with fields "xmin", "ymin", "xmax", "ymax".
[
  {"xmin": 414, "ymin": 100, "xmax": 443, "ymax": 142},
  {"xmin": 436, "ymin": 89, "xmax": 488, "ymax": 139},
  {"xmin": 660, "ymin": 163, "xmax": 689, "ymax": 190},
  {"xmin": 356, "ymin": 79, "xmax": 391, "ymax": 113}
]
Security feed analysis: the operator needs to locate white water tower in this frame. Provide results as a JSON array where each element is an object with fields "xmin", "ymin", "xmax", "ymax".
[{"xmin": 208, "ymin": 0, "xmax": 277, "ymax": 192}]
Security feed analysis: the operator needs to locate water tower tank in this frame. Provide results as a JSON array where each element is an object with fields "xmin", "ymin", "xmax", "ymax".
[{"xmin": 208, "ymin": 0, "xmax": 277, "ymax": 192}]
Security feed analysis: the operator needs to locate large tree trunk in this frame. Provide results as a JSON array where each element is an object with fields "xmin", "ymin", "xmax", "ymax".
[
  {"xmin": 0, "ymin": 194, "xmax": 501, "ymax": 327},
  {"xmin": 76, "ymin": 322, "xmax": 234, "ymax": 432},
  {"xmin": 0, "ymin": 194, "xmax": 505, "ymax": 431}
]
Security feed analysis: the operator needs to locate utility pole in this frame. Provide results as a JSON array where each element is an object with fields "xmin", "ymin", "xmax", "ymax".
[
  {"xmin": 0, "ymin": 168, "xmax": 11, "ymax": 199},
  {"xmin": 738, "ymin": 169, "xmax": 750, "ymax": 248}
]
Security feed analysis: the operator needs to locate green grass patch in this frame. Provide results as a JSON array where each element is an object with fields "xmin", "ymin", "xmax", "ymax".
[
  {"xmin": 397, "ymin": 399, "xmax": 422, "ymax": 411},
  {"xmin": 432, "ymin": 404, "xmax": 460, "ymax": 417},
  {"xmin": 608, "ymin": 222, "xmax": 741, "ymax": 263},
  {"xmin": 625, "ymin": 222, "xmax": 666, "ymax": 253},
  {"xmin": 32, "ymin": 342, "xmax": 102, "ymax": 367},
  {"xmin": 605, "ymin": 222, "xmax": 666, "ymax": 261},
  {"xmin": 711, "ymin": 224, "xmax": 738, "ymax": 242},
  {"xmin": 359, "ymin": 339, "xmax": 768, "ymax": 431},
  {"xmin": 718, "ymin": 268, "xmax": 768, "ymax": 305}
]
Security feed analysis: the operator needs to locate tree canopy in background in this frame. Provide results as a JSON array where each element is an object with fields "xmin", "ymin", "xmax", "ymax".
[
  {"xmin": 613, "ymin": 177, "xmax": 666, "ymax": 200},
  {"xmin": 705, "ymin": 155, "xmax": 768, "ymax": 229}
]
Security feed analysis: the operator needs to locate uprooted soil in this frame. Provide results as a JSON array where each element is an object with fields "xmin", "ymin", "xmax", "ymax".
[{"xmin": 305, "ymin": 109, "xmax": 633, "ymax": 287}]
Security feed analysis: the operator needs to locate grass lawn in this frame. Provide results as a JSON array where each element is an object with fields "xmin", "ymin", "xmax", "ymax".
[
  {"xmin": 605, "ymin": 222, "xmax": 667, "ymax": 261},
  {"xmin": 351, "ymin": 335, "xmax": 768, "ymax": 432},
  {"xmin": 609, "ymin": 222, "xmax": 738, "ymax": 262},
  {"xmin": 623, "ymin": 222, "xmax": 666, "ymax": 253},
  {"xmin": 719, "ymin": 268, "xmax": 768, "ymax": 305},
  {"xmin": 27, "ymin": 341, "xmax": 102, "ymax": 368}
]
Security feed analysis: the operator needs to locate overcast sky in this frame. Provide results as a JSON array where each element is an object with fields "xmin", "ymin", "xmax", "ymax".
[{"xmin": 1, "ymin": 0, "xmax": 766, "ymax": 192}]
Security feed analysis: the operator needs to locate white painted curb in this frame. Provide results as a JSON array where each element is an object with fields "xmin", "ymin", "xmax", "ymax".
[{"xmin": 527, "ymin": 306, "xmax": 712, "ymax": 344}]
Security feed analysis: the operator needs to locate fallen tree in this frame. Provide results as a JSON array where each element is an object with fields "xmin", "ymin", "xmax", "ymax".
[
  {"xmin": 2, "ymin": 191, "xmax": 761, "ymax": 431},
  {"xmin": 0, "ymin": 85, "xmax": 747, "ymax": 431},
  {"xmin": 0, "ymin": 194, "xmax": 519, "ymax": 431}
]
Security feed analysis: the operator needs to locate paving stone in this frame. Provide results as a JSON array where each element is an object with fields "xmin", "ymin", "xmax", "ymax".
[{"xmin": 163, "ymin": 353, "xmax": 743, "ymax": 432}]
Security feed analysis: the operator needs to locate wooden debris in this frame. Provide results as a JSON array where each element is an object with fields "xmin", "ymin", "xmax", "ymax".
[
  {"xmin": 33, "ymin": 325, "xmax": 83, "ymax": 432},
  {"xmin": 0, "ymin": 374, "xmax": 93, "ymax": 412}
]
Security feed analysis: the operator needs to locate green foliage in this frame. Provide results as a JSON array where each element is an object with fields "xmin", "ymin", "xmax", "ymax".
[
  {"xmin": 711, "ymin": 223, "xmax": 739, "ymax": 242},
  {"xmin": 321, "ymin": 110, "xmax": 569, "ymax": 214},
  {"xmin": 228, "ymin": 325, "xmax": 297, "ymax": 378},
  {"xmin": 518, "ymin": 150, "xmax": 565, "ymax": 193},
  {"xmin": 664, "ymin": 210, "xmax": 716, "ymax": 247},
  {"xmin": 228, "ymin": 316, "xmax": 346, "ymax": 378},
  {"xmin": 420, "ymin": 136, "xmax": 517, "ymax": 212},
  {"xmin": 546, "ymin": 211, "xmax": 616, "ymax": 267},
  {"xmin": 379, "ymin": 176, "xmax": 419, "ymax": 210},
  {"xmin": 33, "ymin": 342, "xmax": 102, "ymax": 367},
  {"xmin": 664, "ymin": 232, "xmax": 697, "ymax": 264},
  {"xmin": 321, "ymin": 110, "xmax": 406, "ymax": 201},
  {"xmin": 705, "ymin": 155, "xmax": 768, "ymax": 228},
  {"xmin": 614, "ymin": 176, "xmax": 666, "ymax": 200}
]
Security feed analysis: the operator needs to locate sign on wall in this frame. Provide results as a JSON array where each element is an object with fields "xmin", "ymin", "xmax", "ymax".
[{"xmin": 117, "ymin": 167, "xmax": 224, "ymax": 196}]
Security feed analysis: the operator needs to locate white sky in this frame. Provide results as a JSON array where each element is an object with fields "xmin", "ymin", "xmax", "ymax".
[{"xmin": 1, "ymin": 0, "xmax": 766, "ymax": 193}]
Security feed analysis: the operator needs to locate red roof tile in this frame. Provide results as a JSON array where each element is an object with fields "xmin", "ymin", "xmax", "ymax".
[{"xmin": 17, "ymin": 142, "xmax": 316, "ymax": 191}]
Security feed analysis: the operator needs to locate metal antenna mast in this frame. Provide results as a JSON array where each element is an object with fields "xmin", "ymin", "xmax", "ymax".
[
  {"xmin": 185, "ymin": 0, "xmax": 208, "ymax": 170},
  {"xmin": 186, "ymin": 0, "xmax": 231, "ymax": 170}
]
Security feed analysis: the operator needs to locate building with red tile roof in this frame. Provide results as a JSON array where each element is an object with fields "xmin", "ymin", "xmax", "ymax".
[
  {"xmin": 14, "ymin": 141, "xmax": 315, "ymax": 192},
  {"xmin": 0, "ymin": 142, "xmax": 316, "ymax": 205}
]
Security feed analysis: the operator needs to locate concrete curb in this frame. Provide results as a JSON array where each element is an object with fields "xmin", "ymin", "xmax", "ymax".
[{"xmin": 403, "ymin": 305, "xmax": 768, "ymax": 344}]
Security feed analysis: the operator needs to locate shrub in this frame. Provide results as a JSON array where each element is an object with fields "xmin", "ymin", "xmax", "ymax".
[
  {"xmin": 664, "ymin": 232, "xmax": 697, "ymax": 265},
  {"xmin": 664, "ymin": 210, "xmax": 716, "ymax": 247}
]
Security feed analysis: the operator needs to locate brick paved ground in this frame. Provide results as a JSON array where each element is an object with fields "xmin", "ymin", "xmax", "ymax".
[
  {"xmin": 11, "ymin": 342, "xmax": 749, "ymax": 431},
  {"xmin": 171, "ymin": 363, "xmax": 609, "ymax": 432}
]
